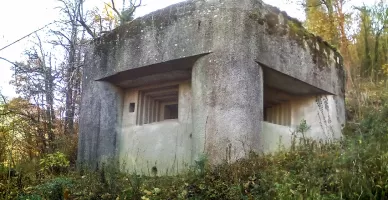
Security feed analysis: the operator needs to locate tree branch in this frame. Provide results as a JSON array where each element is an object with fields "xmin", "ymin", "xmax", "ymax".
[
  {"xmin": 77, "ymin": 0, "xmax": 96, "ymax": 39},
  {"xmin": 0, "ymin": 57, "xmax": 18, "ymax": 66},
  {"xmin": 108, "ymin": 0, "xmax": 122, "ymax": 20}
]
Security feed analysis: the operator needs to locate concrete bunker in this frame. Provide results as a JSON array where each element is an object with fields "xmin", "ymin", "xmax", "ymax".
[
  {"xmin": 78, "ymin": 0, "xmax": 346, "ymax": 174},
  {"xmin": 260, "ymin": 64, "xmax": 336, "ymax": 153}
]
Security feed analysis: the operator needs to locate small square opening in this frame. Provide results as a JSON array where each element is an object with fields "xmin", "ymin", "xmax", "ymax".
[
  {"xmin": 129, "ymin": 103, "xmax": 135, "ymax": 113},
  {"xmin": 164, "ymin": 104, "xmax": 178, "ymax": 119}
]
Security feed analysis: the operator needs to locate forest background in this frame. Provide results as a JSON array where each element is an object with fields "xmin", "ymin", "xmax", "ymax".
[{"xmin": 1, "ymin": 0, "xmax": 388, "ymax": 199}]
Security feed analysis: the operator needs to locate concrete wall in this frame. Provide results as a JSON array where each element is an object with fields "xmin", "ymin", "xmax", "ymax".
[
  {"xmin": 260, "ymin": 122, "xmax": 293, "ymax": 153},
  {"xmin": 78, "ymin": 45, "xmax": 124, "ymax": 168},
  {"xmin": 290, "ymin": 95, "xmax": 344, "ymax": 140},
  {"xmin": 260, "ymin": 94, "xmax": 345, "ymax": 154},
  {"xmin": 78, "ymin": 0, "xmax": 346, "ymax": 170},
  {"xmin": 192, "ymin": 53, "xmax": 263, "ymax": 164},
  {"xmin": 90, "ymin": 0, "xmax": 344, "ymax": 97},
  {"xmin": 118, "ymin": 81, "xmax": 193, "ymax": 175}
]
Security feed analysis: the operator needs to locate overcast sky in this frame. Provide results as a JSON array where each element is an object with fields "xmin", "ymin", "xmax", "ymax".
[{"xmin": 0, "ymin": 0, "xmax": 373, "ymax": 98}]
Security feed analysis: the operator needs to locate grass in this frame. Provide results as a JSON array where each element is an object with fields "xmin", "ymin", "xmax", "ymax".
[
  {"xmin": 2, "ymin": 82, "xmax": 388, "ymax": 199},
  {"xmin": 2, "ymin": 109, "xmax": 388, "ymax": 199}
]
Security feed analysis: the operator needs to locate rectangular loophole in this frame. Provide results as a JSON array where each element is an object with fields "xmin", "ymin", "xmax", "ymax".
[
  {"xmin": 264, "ymin": 87, "xmax": 292, "ymax": 126},
  {"xmin": 164, "ymin": 104, "xmax": 178, "ymax": 120},
  {"xmin": 136, "ymin": 85, "xmax": 179, "ymax": 125},
  {"xmin": 129, "ymin": 103, "xmax": 135, "ymax": 113}
]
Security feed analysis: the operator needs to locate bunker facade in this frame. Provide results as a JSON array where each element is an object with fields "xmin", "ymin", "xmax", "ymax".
[{"xmin": 78, "ymin": 0, "xmax": 345, "ymax": 174}]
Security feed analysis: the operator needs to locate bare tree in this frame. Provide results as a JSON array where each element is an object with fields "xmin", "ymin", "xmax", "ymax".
[
  {"xmin": 10, "ymin": 34, "xmax": 59, "ymax": 151},
  {"xmin": 55, "ymin": 0, "xmax": 86, "ymax": 135},
  {"xmin": 53, "ymin": 0, "xmax": 143, "ymax": 135}
]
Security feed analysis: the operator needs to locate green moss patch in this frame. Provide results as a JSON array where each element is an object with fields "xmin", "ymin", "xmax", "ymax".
[{"xmin": 248, "ymin": 4, "xmax": 343, "ymax": 69}]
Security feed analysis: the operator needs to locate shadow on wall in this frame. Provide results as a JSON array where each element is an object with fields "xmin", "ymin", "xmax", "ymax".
[{"xmin": 261, "ymin": 93, "xmax": 343, "ymax": 153}]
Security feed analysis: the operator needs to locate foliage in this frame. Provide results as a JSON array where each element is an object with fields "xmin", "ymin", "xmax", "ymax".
[
  {"xmin": 352, "ymin": 1, "xmax": 388, "ymax": 82},
  {"xmin": 0, "ymin": 0, "xmax": 144, "ymax": 198},
  {"xmin": 301, "ymin": 0, "xmax": 388, "ymax": 86},
  {"xmin": 39, "ymin": 152, "xmax": 70, "ymax": 175},
  {"xmin": 0, "ymin": 99, "xmax": 387, "ymax": 199},
  {"xmin": 346, "ymin": 78, "xmax": 388, "ymax": 121},
  {"xmin": 2, "ymin": 0, "xmax": 388, "ymax": 199},
  {"xmin": 304, "ymin": 0, "xmax": 339, "ymax": 47},
  {"xmin": 0, "ymin": 97, "xmax": 49, "ymax": 165},
  {"xmin": 294, "ymin": 119, "xmax": 311, "ymax": 139},
  {"xmin": 194, "ymin": 154, "xmax": 208, "ymax": 177},
  {"xmin": 34, "ymin": 177, "xmax": 73, "ymax": 200},
  {"xmin": 104, "ymin": 0, "xmax": 142, "ymax": 25},
  {"xmin": 52, "ymin": 134, "xmax": 79, "ymax": 164}
]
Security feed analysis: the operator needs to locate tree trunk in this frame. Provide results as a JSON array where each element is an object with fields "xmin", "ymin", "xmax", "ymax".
[
  {"xmin": 373, "ymin": 32, "xmax": 381, "ymax": 82},
  {"xmin": 64, "ymin": 21, "xmax": 78, "ymax": 135},
  {"xmin": 335, "ymin": 0, "xmax": 352, "ymax": 88}
]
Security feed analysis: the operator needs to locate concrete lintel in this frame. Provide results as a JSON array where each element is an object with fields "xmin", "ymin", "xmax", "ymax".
[
  {"xmin": 97, "ymin": 53, "xmax": 210, "ymax": 85},
  {"xmin": 256, "ymin": 60, "xmax": 334, "ymax": 95}
]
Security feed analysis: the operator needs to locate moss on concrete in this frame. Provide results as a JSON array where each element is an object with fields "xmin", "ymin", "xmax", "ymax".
[
  {"xmin": 248, "ymin": 12, "xmax": 265, "ymax": 26},
  {"xmin": 265, "ymin": 13, "xmax": 279, "ymax": 35},
  {"xmin": 248, "ymin": 4, "xmax": 342, "ymax": 69},
  {"xmin": 92, "ymin": 0, "xmax": 193, "ymax": 56},
  {"xmin": 94, "ymin": 0, "xmax": 343, "ymax": 70}
]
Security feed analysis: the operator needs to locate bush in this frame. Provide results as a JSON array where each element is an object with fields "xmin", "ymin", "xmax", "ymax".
[
  {"xmin": 3, "ymin": 81, "xmax": 388, "ymax": 199},
  {"xmin": 52, "ymin": 134, "xmax": 78, "ymax": 165},
  {"xmin": 34, "ymin": 177, "xmax": 72, "ymax": 200},
  {"xmin": 39, "ymin": 152, "xmax": 70, "ymax": 175}
]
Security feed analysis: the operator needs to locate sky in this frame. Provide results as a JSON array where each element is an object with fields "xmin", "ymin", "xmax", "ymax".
[{"xmin": 0, "ymin": 0, "xmax": 374, "ymax": 98}]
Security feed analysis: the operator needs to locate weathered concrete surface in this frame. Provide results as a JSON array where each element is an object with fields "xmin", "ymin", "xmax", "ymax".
[
  {"xmin": 78, "ymin": 0, "xmax": 346, "ymax": 171},
  {"xmin": 261, "ymin": 95, "xmax": 345, "ymax": 153},
  {"xmin": 192, "ymin": 52, "xmax": 263, "ymax": 164},
  {"xmin": 119, "ymin": 82, "xmax": 193, "ymax": 174},
  {"xmin": 91, "ymin": 0, "xmax": 343, "ymax": 95},
  {"xmin": 261, "ymin": 122, "xmax": 293, "ymax": 153},
  {"xmin": 290, "ymin": 95, "xmax": 344, "ymax": 139}
]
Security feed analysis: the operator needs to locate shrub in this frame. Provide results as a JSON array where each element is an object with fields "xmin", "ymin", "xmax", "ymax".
[
  {"xmin": 52, "ymin": 134, "xmax": 78, "ymax": 165},
  {"xmin": 3, "ymin": 81, "xmax": 388, "ymax": 199},
  {"xmin": 39, "ymin": 152, "xmax": 70, "ymax": 175},
  {"xmin": 34, "ymin": 177, "xmax": 72, "ymax": 200}
]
